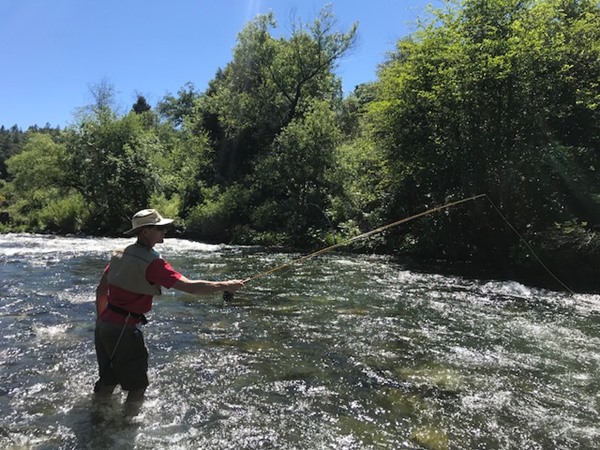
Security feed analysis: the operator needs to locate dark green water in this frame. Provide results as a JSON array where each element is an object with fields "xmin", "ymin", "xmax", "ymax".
[{"xmin": 1, "ymin": 234, "xmax": 599, "ymax": 449}]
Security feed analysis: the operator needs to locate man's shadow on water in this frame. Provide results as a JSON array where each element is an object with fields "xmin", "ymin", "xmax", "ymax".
[{"xmin": 60, "ymin": 394, "xmax": 142, "ymax": 449}]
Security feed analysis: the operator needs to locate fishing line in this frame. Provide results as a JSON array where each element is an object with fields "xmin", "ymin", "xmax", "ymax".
[
  {"xmin": 483, "ymin": 195, "xmax": 574, "ymax": 294},
  {"xmin": 243, "ymin": 193, "xmax": 486, "ymax": 284},
  {"xmin": 223, "ymin": 192, "xmax": 573, "ymax": 299}
]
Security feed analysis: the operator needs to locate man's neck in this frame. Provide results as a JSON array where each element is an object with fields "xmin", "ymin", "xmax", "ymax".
[{"xmin": 136, "ymin": 238, "xmax": 154, "ymax": 250}]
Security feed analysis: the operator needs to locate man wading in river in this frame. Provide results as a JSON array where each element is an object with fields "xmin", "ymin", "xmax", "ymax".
[{"xmin": 93, "ymin": 209, "xmax": 245, "ymax": 414}]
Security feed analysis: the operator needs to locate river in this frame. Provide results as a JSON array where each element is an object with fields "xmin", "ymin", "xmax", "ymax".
[{"xmin": 1, "ymin": 233, "xmax": 599, "ymax": 449}]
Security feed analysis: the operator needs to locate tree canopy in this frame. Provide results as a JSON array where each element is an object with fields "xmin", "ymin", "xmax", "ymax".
[{"xmin": 1, "ymin": 0, "xmax": 599, "ymax": 290}]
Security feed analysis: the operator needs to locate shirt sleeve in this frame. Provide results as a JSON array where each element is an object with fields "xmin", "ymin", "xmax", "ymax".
[{"xmin": 146, "ymin": 258, "xmax": 182, "ymax": 289}]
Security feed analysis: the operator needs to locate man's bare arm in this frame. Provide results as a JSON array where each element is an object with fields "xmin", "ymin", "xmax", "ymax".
[
  {"xmin": 171, "ymin": 276, "xmax": 245, "ymax": 295},
  {"xmin": 95, "ymin": 271, "xmax": 109, "ymax": 317}
]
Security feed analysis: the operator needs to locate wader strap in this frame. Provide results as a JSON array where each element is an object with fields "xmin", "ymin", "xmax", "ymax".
[{"xmin": 107, "ymin": 303, "xmax": 148, "ymax": 325}]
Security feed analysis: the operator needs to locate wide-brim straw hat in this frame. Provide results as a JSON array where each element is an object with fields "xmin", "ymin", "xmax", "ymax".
[{"xmin": 124, "ymin": 209, "xmax": 174, "ymax": 235}]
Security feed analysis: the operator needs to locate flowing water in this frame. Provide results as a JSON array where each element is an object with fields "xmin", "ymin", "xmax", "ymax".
[{"xmin": 1, "ymin": 233, "xmax": 599, "ymax": 449}]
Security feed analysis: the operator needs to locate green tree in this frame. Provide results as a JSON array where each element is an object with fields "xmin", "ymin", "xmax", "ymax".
[
  {"xmin": 169, "ymin": 6, "xmax": 357, "ymax": 244},
  {"xmin": 6, "ymin": 134, "xmax": 66, "ymax": 192},
  {"xmin": 77, "ymin": 78, "xmax": 120, "ymax": 120},
  {"xmin": 194, "ymin": 5, "xmax": 357, "ymax": 184},
  {"xmin": 328, "ymin": 137, "xmax": 390, "ymax": 244},
  {"xmin": 157, "ymin": 82, "xmax": 200, "ymax": 128},
  {"xmin": 250, "ymin": 99, "xmax": 341, "ymax": 246},
  {"xmin": 337, "ymin": 82, "xmax": 377, "ymax": 140},
  {"xmin": 2, "ymin": 133, "xmax": 85, "ymax": 231},
  {"xmin": 0, "ymin": 125, "xmax": 26, "ymax": 179},
  {"xmin": 65, "ymin": 112, "xmax": 163, "ymax": 234},
  {"xmin": 132, "ymin": 95, "xmax": 152, "ymax": 114},
  {"xmin": 154, "ymin": 125, "xmax": 215, "ymax": 220},
  {"xmin": 369, "ymin": 0, "xmax": 600, "ymax": 269}
]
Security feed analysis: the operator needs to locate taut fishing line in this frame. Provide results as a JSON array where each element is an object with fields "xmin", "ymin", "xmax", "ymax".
[
  {"xmin": 245, "ymin": 193, "xmax": 486, "ymax": 283},
  {"xmin": 223, "ymin": 193, "xmax": 573, "ymax": 301},
  {"xmin": 483, "ymin": 195, "xmax": 574, "ymax": 294}
]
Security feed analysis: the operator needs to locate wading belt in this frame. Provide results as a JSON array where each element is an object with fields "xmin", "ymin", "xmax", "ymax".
[{"xmin": 107, "ymin": 303, "xmax": 148, "ymax": 325}]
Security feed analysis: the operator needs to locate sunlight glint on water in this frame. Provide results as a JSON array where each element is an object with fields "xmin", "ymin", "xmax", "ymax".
[{"xmin": 1, "ymin": 234, "xmax": 599, "ymax": 449}]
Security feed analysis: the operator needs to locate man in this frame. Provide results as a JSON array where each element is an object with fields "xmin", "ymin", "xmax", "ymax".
[{"xmin": 93, "ymin": 208, "xmax": 244, "ymax": 411}]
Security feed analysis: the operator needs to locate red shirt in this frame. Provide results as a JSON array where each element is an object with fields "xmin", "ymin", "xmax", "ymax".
[{"xmin": 100, "ymin": 258, "xmax": 182, "ymax": 325}]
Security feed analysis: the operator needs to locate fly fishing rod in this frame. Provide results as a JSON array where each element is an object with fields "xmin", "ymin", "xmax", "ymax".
[
  {"xmin": 223, "ymin": 193, "xmax": 487, "ymax": 301},
  {"xmin": 223, "ymin": 192, "xmax": 574, "ymax": 301}
]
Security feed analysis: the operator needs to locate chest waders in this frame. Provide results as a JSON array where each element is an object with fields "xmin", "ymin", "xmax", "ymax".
[{"xmin": 98, "ymin": 305, "xmax": 148, "ymax": 381}]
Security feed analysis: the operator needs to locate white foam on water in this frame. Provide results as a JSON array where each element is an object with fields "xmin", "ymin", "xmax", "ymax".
[
  {"xmin": 0, "ymin": 234, "xmax": 223, "ymax": 258},
  {"xmin": 58, "ymin": 290, "xmax": 93, "ymax": 305},
  {"xmin": 33, "ymin": 323, "xmax": 71, "ymax": 339},
  {"xmin": 159, "ymin": 238, "xmax": 224, "ymax": 254},
  {"xmin": 480, "ymin": 280, "xmax": 534, "ymax": 299},
  {"xmin": 2, "ymin": 234, "xmax": 600, "ymax": 449},
  {"xmin": 0, "ymin": 233, "xmax": 124, "ymax": 257},
  {"xmin": 570, "ymin": 292, "xmax": 600, "ymax": 314}
]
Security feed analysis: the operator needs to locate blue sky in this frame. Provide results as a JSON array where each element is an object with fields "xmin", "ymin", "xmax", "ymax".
[{"xmin": 0, "ymin": 0, "xmax": 439, "ymax": 130}]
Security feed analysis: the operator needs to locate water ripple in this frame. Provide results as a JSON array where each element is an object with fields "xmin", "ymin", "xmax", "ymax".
[{"xmin": 0, "ymin": 235, "xmax": 599, "ymax": 449}]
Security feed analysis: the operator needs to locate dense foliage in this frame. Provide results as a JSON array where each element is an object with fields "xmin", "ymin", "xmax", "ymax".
[
  {"xmin": 369, "ymin": 0, "xmax": 600, "ymax": 287},
  {"xmin": 1, "ymin": 1, "xmax": 599, "ymax": 290}
]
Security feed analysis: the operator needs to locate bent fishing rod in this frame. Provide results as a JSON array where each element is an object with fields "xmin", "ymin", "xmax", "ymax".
[
  {"xmin": 223, "ymin": 192, "xmax": 574, "ymax": 301},
  {"xmin": 224, "ymin": 193, "xmax": 491, "ymax": 301}
]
